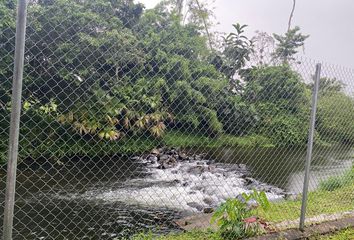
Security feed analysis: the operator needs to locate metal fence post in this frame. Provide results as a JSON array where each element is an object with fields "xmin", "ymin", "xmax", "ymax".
[
  {"xmin": 299, "ymin": 63, "xmax": 321, "ymax": 231},
  {"xmin": 2, "ymin": 0, "xmax": 28, "ymax": 239}
]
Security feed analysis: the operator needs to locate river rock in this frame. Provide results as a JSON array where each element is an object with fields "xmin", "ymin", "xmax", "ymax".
[
  {"xmin": 159, "ymin": 154, "xmax": 170, "ymax": 161},
  {"xmin": 203, "ymin": 197, "xmax": 214, "ymax": 205},
  {"xmin": 244, "ymin": 177, "xmax": 257, "ymax": 186},
  {"xmin": 203, "ymin": 207, "xmax": 214, "ymax": 213},
  {"xmin": 150, "ymin": 148, "xmax": 160, "ymax": 155},
  {"xmin": 158, "ymin": 157, "xmax": 177, "ymax": 169},
  {"xmin": 191, "ymin": 185, "xmax": 203, "ymax": 191},
  {"xmin": 187, "ymin": 165, "xmax": 215, "ymax": 175},
  {"xmin": 147, "ymin": 155, "xmax": 158, "ymax": 163},
  {"xmin": 182, "ymin": 182, "xmax": 190, "ymax": 187},
  {"xmin": 238, "ymin": 164, "xmax": 247, "ymax": 170},
  {"xmin": 166, "ymin": 149, "xmax": 178, "ymax": 155},
  {"xmin": 236, "ymin": 194, "xmax": 246, "ymax": 203},
  {"xmin": 284, "ymin": 192, "xmax": 299, "ymax": 201},
  {"xmin": 187, "ymin": 202, "xmax": 204, "ymax": 211},
  {"xmin": 172, "ymin": 179, "xmax": 181, "ymax": 184},
  {"xmin": 246, "ymin": 199, "xmax": 259, "ymax": 209},
  {"xmin": 178, "ymin": 152, "xmax": 188, "ymax": 160},
  {"xmin": 187, "ymin": 166, "xmax": 205, "ymax": 175},
  {"xmin": 206, "ymin": 160, "xmax": 214, "ymax": 165}
]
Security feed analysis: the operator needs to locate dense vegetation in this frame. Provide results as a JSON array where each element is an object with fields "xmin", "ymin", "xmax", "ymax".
[{"xmin": 0, "ymin": 0, "xmax": 353, "ymax": 163}]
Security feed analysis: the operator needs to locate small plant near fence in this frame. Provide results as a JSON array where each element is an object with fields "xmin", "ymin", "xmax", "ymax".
[{"xmin": 210, "ymin": 190, "xmax": 271, "ymax": 239}]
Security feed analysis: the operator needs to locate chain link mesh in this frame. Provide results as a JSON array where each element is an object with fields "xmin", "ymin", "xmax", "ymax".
[{"xmin": 0, "ymin": 0, "xmax": 353, "ymax": 239}]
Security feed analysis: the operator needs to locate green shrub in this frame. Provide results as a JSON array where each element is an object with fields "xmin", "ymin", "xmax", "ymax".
[
  {"xmin": 211, "ymin": 190, "xmax": 270, "ymax": 239},
  {"xmin": 241, "ymin": 65, "xmax": 310, "ymax": 145},
  {"xmin": 317, "ymin": 92, "xmax": 354, "ymax": 144}
]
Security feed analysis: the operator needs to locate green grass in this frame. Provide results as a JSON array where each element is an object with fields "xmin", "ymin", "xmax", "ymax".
[
  {"xmin": 258, "ymin": 182, "xmax": 354, "ymax": 223},
  {"xmin": 319, "ymin": 166, "xmax": 354, "ymax": 191}
]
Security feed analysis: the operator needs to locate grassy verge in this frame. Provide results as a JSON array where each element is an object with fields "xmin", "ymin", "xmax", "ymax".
[
  {"xmin": 319, "ymin": 165, "xmax": 354, "ymax": 191},
  {"xmin": 258, "ymin": 183, "xmax": 354, "ymax": 223}
]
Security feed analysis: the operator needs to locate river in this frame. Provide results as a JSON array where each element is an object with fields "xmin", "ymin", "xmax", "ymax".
[{"xmin": 0, "ymin": 144, "xmax": 353, "ymax": 239}]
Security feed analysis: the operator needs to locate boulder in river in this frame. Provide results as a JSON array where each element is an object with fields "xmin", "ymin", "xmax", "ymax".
[
  {"xmin": 187, "ymin": 165, "xmax": 215, "ymax": 175},
  {"xmin": 158, "ymin": 157, "xmax": 177, "ymax": 169},
  {"xmin": 159, "ymin": 154, "xmax": 170, "ymax": 161},
  {"xmin": 150, "ymin": 148, "xmax": 160, "ymax": 155},
  {"xmin": 203, "ymin": 207, "xmax": 214, "ymax": 214},
  {"xmin": 178, "ymin": 152, "xmax": 188, "ymax": 160},
  {"xmin": 238, "ymin": 164, "xmax": 247, "ymax": 171},
  {"xmin": 187, "ymin": 202, "xmax": 204, "ymax": 211},
  {"xmin": 147, "ymin": 155, "xmax": 158, "ymax": 163},
  {"xmin": 244, "ymin": 177, "xmax": 258, "ymax": 186},
  {"xmin": 203, "ymin": 197, "xmax": 214, "ymax": 206}
]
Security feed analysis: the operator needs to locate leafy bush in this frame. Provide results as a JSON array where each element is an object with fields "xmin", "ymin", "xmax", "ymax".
[
  {"xmin": 241, "ymin": 65, "xmax": 310, "ymax": 145},
  {"xmin": 211, "ymin": 190, "xmax": 270, "ymax": 239},
  {"xmin": 192, "ymin": 77, "xmax": 258, "ymax": 136},
  {"xmin": 317, "ymin": 92, "xmax": 354, "ymax": 144}
]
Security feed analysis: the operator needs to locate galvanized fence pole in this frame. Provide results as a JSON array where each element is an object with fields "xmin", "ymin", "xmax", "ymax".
[
  {"xmin": 299, "ymin": 63, "xmax": 321, "ymax": 231},
  {"xmin": 2, "ymin": 0, "xmax": 28, "ymax": 239}
]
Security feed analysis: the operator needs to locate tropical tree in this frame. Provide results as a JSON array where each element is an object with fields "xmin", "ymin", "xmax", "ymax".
[
  {"xmin": 212, "ymin": 23, "xmax": 253, "ymax": 93},
  {"xmin": 241, "ymin": 65, "xmax": 310, "ymax": 145},
  {"xmin": 272, "ymin": 26, "xmax": 309, "ymax": 63}
]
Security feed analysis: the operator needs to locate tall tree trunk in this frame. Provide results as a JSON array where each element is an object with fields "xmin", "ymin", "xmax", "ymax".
[
  {"xmin": 288, "ymin": 0, "xmax": 296, "ymax": 31},
  {"xmin": 176, "ymin": 0, "xmax": 184, "ymax": 18},
  {"xmin": 194, "ymin": 0, "xmax": 214, "ymax": 51}
]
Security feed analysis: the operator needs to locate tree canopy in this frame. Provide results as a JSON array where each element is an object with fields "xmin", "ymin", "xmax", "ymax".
[{"xmin": 0, "ymin": 0, "xmax": 352, "ymax": 162}]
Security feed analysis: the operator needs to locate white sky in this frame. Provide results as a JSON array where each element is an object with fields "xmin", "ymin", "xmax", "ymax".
[{"xmin": 138, "ymin": 0, "xmax": 354, "ymax": 69}]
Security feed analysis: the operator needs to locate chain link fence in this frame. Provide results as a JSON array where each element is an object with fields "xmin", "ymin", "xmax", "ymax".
[{"xmin": 1, "ymin": 0, "xmax": 353, "ymax": 239}]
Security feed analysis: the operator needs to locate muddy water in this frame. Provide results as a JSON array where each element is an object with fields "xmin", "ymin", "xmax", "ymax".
[{"xmin": 0, "ymin": 145, "xmax": 352, "ymax": 239}]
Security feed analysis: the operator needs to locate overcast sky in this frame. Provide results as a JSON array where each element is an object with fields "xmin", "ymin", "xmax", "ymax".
[{"xmin": 138, "ymin": 0, "xmax": 354, "ymax": 69}]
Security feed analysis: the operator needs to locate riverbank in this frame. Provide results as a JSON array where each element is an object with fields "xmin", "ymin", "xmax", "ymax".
[
  {"xmin": 2, "ymin": 128, "xmax": 347, "ymax": 165},
  {"xmin": 129, "ymin": 178, "xmax": 354, "ymax": 240},
  {"xmin": 0, "ymin": 131, "xmax": 274, "ymax": 164}
]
